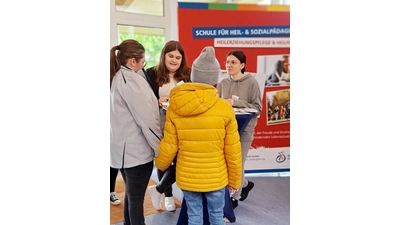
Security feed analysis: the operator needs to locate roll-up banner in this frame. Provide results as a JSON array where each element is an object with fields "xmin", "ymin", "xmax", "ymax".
[{"xmin": 178, "ymin": 3, "xmax": 290, "ymax": 173}]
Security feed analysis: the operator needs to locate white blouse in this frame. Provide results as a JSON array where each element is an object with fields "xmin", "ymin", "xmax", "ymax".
[{"xmin": 159, "ymin": 74, "xmax": 177, "ymax": 98}]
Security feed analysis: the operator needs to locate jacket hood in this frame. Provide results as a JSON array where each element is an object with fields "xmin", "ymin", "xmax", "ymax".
[
  {"xmin": 168, "ymin": 83, "xmax": 219, "ymax": 116},
  {"xmin": 227, "ymin": 73, "xmax": 253, "ymax": 82}
]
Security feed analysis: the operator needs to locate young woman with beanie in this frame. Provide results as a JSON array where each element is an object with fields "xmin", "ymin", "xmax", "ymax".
[
  {"xmin": 146, "ymin": 40, "xmax": 191, "ymax": 212},
  {"xmin": 110, "ymin": 39, "xmax": 162, "ymax": 225},
  {"xmin": 217, "ymin": 50, "xmax": 262, "ymax": 209},
  {"xmin": 155, "ymin": 46, "xmax": 242, "ymax": 225}
]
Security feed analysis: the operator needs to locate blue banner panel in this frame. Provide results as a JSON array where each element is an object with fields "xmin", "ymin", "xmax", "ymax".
[{"xmin": 193, "ymin": 26, "xmax": 290, "ymax": 38}]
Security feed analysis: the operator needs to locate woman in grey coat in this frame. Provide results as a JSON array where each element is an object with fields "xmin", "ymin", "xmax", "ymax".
[{"xmin": 110, "ymin": 39, "xmax": 162, "ymax": 225}]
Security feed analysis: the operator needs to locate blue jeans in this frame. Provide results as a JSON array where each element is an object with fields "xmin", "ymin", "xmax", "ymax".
[{"xmin": 182, "ymin": 188, "xmax": 226, "ymax": 225}]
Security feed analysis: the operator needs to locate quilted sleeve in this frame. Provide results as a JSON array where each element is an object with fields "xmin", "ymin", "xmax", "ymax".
[{"xmin": 155, "ymin": 110, "xmax": 179, "ymax": 171}]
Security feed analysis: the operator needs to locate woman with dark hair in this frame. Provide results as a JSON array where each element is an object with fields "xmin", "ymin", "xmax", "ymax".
[
  {"xmin": 110, "ymin": 39, "xmax": 162, "ymax": 225},
  {"xmin": 146, "ymin": 40, "xmax": 191, "ymax": 211},
  {"xmin": 217, "ymin": 50, "xmax": 262, "ymax": 209}
]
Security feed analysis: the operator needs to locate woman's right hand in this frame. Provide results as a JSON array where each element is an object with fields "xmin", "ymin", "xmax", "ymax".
[
  {"xmin": 226, "ymin": 98, "xmax": 234, "ymax": 106},
  {"xmin": 159, "ymin": 97, "xmax": 169, "ymax": 107}
]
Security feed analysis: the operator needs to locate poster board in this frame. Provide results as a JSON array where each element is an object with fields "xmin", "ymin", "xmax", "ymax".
[{"xmin": 178, "ymin": 2, "xmax": 290, "ymax": 173}]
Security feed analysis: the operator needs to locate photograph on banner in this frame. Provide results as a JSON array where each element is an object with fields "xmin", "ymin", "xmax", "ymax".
[
  {"xmin": 266, "ymin": 88, "xmax": 290, "ymax": 125},
  {"xmin": 256, "ymin": 54, "xmax": 290, "ymax": 86},
  {"xmin": 248, "ymin": 85, "xmax": 290, "ymax": 172}
]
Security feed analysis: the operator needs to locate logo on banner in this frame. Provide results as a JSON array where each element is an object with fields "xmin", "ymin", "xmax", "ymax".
[{"xmin": 276, "ymin": 151, "xmax": 287, "ymax": 163}]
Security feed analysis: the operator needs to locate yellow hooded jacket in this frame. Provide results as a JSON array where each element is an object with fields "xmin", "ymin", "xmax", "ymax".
[{"xmin": 155, "ymin": 83, "xmax": 242, "ymax": 192}]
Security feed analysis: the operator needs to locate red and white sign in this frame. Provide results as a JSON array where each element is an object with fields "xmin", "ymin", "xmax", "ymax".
[{"xmin": 214, "ymin": 37, "xmax": 290, "ymax": 48}]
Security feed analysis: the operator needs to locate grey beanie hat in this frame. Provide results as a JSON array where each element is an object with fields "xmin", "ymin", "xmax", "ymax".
[{"xmin": 191, "ymin": 46, "xmax": 220, "ymax": 86}]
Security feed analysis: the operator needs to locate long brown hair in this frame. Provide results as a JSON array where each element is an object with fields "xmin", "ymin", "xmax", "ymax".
[
  {"xmin": 154, "ymin": 40, "xmax": 191, "ymax": 86},
  {"xmin": 110, "ymin": 39, "xmax": 145, "ymax": 87}
]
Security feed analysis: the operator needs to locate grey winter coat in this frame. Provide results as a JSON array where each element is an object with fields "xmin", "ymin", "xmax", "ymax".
[{"xmin": 110, "ymin": 66, "xmax": 162, "ymax": 169}]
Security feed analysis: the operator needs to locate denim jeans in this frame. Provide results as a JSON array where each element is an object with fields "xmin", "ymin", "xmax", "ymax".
[
  {"xmin": 121, "ymin": 161, "xmax": 153, "ymax": 225},
  {"xmin": 182, "ymin": 188, "xmax": 226, "ymax": 225}
]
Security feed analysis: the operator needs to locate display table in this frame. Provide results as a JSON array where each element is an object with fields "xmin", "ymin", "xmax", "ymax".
[
  {"xmin": 176, "ymin": 111, "xmax": 254, "ymax": 225},
  {"xmin": 235, "ymin": 112, "xmax": 253, "ymax": 136},
  {"xmin": 163, "ymin": 109, "xmax": 253, "ymax": 136}
]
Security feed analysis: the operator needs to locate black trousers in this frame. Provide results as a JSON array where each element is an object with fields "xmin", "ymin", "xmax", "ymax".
[
  {"xmin": 121, "ymin": 161, "xmax": 153, "ymax": 225},
  {"xmin": 110, "ymin": 167, "xmax": 119, "ymax": 192}
]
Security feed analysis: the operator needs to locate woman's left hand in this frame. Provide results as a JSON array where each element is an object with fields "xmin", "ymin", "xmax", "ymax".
[{"xmin": 227, "ymin": 186, "xmax": 238, "ymax": 193}]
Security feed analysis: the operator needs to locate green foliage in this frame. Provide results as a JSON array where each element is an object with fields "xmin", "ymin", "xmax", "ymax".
[
  {"xmin": 270, "ymin": 89, "xmax": 290, "ymax": 110},
  {"xmin": 119, "ymin": 33, "xmax": 165, "ymax": 68}
]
